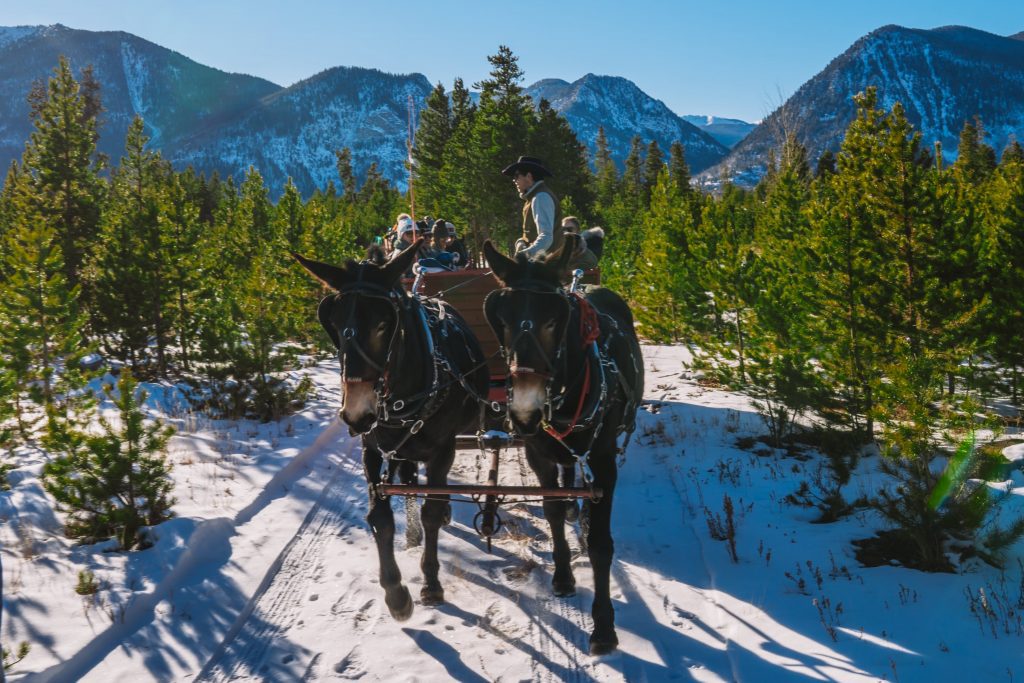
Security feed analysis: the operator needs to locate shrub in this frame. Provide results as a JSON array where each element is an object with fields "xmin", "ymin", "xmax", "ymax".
[{"xmin": 42, "ymin": 371, "xmax": 175, "ymax": 549}]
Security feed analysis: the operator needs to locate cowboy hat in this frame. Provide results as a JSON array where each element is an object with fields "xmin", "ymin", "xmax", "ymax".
[{"xmin": 501, "ymin": 155, "xmax": 553, "ymax": 179}]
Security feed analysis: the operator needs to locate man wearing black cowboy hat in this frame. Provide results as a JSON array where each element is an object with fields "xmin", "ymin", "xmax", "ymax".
[{"xmin": 502, "ymin": 155, "xmax": 562, "ymax": 260}]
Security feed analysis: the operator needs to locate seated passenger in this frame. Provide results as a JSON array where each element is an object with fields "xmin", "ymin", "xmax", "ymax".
[{"xmin": 561, "ymin": 215, "xmax": 602, "ymax": 271}]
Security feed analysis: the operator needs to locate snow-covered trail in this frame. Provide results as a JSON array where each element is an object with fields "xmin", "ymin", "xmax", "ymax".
[
  {"xmin": 15, "ymin": 346, "xmax": 991, "ymax": 681},
  {"xmin": 167, "ymin": 347, "xmax": 865, "ymax": 682}
]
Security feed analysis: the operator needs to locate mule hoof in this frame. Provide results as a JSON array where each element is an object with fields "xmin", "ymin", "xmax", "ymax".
[
  {"xmin": 385, "ymin": 585, "xmax": 414, "ymax": 621},
  {"xmin": 553, "ymin": 580, "xmax": 576, "ymax": 598},
  {"xmin": 420, "ymin": 586, "xmax": 445, "ymax": 606},
  {"xmin": 565, "ymin": 500, "xmax": 580, "ymax": 523},
  {"xmin": 589, "ymin": 633, "xmax": 619, "ymax": 656}
]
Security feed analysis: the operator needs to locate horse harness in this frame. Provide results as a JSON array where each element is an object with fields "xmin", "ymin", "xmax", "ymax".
[
  {"xmin": 488, "ymin": 280, "xmax": 639, "ymax": 485},
  {"xmin": 324, "ymin": 274, "xmax": 490, "ymax": 483}
]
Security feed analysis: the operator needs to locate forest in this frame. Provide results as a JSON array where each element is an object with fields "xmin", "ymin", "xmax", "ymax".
[{"xmin": 2, "ymin": 45, "xmax": 1024, "ymax": 577}]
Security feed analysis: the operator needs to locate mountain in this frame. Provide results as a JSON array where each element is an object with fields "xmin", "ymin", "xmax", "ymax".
[
  {"xmin": 524, "ymin": 75, "xmax": 729, "ymax": 173},
  {"xmin": 170, "ymin": 67, "xmax": 432, "ymax": 194},
  {"xmin": 707, "ymin": 25, "xmax": 1024, "ymax": 185},
  {"xmin": 0, "ymin": 24, "xmax": 279, "ymax": 170},
  {"xmin": 681, "ymin": 115, "xmax": 756, "ymax": 149}
]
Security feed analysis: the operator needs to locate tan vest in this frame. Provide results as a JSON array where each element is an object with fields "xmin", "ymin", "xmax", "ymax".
[{"xmin": 521, "ymin": 181, "xmax": 563, "ymax": 254}]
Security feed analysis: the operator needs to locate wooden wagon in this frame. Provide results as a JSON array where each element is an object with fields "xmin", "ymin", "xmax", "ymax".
[{"xmin": 378, "ymin": 265, "xmax": 603, "ymax": 546}]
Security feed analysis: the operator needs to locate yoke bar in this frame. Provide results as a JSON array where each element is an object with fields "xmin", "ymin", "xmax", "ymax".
[{"xmin": 378, "ymin": 483, "xmax": 603, "ymax": 499}]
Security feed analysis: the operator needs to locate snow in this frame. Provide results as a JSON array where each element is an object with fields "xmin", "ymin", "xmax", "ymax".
[{"xmin": 2, "ymin": 346, "xmax": 1023, "ymax": 681}]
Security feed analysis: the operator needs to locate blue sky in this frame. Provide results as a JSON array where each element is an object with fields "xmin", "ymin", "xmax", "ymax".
[{"xmin": 3, "ymin": 0, "xmax": 1023, "ymax": 122}]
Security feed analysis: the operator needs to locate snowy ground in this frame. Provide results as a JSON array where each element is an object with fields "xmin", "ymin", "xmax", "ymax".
[{"xmin": 2, "ymin": 345, "xmax": 1024, "ymax": 682}]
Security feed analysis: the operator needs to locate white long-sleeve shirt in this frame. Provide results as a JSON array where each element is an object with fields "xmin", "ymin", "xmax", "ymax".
[{"xmin": 517, "ymin": 183, "xmax": 556, "ymax": 259}]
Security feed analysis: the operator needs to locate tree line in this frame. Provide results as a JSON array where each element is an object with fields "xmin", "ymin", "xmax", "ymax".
[{"xmin": 2, "ymin": 47, "xmax": 1023, "ymax": 567}]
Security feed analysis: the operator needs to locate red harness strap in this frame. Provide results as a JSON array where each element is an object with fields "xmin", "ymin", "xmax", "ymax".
[{"xmin": 545, "ymin": 295, "xmax": 600, "ymax": 440}]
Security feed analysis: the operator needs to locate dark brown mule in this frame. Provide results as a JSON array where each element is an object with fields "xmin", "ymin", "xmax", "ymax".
[
  {"xmin": 294, "ymin": 240, "xmax": 489, "ymax": 620},
  {"xmin": 483, "ymin": 235, "xmax": 644, "ymax": 655}
]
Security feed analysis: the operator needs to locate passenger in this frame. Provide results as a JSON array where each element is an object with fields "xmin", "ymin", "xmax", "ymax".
[
  {"xmin": 560, "ymin": 216, "xmax": 601, "ymax": 271},
  {"xmin": 502, "ymin": 156, "xmax": 562, "ymax": 260},
  {"xmin": 444, "ymin": 222, "xmax": 470, "ymax": 270},
  {"xmin": 390, "ymin": 215, "xmax": 419, "ymax": 261},
  {"xmin": 418, "ymin": 221, "xmax": 457, "ymax": 271}
]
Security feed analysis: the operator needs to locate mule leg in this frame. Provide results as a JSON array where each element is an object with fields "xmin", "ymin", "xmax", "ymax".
[
  {"xmin": 420, "ymin": 440, "xmax": 456, "ymax": 606},
  {"xmin": 586, "ymin": 448, "xmax": 619, "ymax": 655},
  {"xmin": 364, "ymin": 447, "xmax": 413, "ymax": 621},
  {"xmin": 526, "ymin": 444, "xmax": 575, "ymax": 597}
]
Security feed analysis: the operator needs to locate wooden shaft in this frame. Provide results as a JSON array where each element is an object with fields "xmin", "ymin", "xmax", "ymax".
[{"xmin": 377, "ymin": 484, "xmax": 603, "ymax": 499}]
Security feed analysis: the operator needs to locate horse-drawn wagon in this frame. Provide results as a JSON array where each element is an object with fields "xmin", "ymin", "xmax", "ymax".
[{"xmin": 294, "ymin": 236, "xmax": 643, "ymax": 654}]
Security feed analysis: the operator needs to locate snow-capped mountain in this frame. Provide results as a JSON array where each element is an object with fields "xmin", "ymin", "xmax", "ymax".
[
  {"xmin": 170, "ymin": 66, "xmax": 432, "ymax": 194},
  {"xmin": 524, "ymin": 75, "xmax": 729, "ymax": 173},
  {"xmin": 680, "ymin": 115, "xmax": 756, "ymax": 149},
  {"xmin": 0, "ymin": 24, "xmax": 279, "ymax": 170},
  {"xmin": 707, "ymin": 25, "xmax": 1024, "ymax": 184}
]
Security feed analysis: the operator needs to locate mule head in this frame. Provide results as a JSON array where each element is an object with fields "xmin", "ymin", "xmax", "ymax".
[
  {"xmin": 292, "ymin": 240, "xmax": 423, "ymax": 433},
  {"xmin": 484, "ymin": 241, "xmax": 572, "ymax": 435}
]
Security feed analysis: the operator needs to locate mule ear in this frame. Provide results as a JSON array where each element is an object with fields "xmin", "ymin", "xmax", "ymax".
[
  {"xmin": 484, "ymin": 240, "xmax": 516, "ymax": 286},
  {"xmin": 483, "ymin": 288, "xmax": 507, "ymax": 346},
  {"xmin": 292, "ymin": 252, "xmax": 349, "ymax": 290},
  {"xmin": 317, "ymin": 295, "xmax": 341, "ymax": 348},
  {"xmin": 381, "ymin": 237, "xmax": 423, "ymax": 284},
  {"xmin": 556, "ymin": 234, "xmax": 579, "ymax": 273}
]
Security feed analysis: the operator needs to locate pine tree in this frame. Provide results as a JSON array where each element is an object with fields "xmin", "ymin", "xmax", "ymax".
[
  {"xmin": 273, "ymin": 178, "xmax": 307, "ymax": 250},
  {"xmin": 21, "ymin": 56, "xmax": 104, "ymax": 294},
  {"xmin": 0, "ymin": 183, "xmax": 90, "ymax": 436},
  {"xmin": 335, "ymin": 148, "xmax": 356, "ymax": 201},
  {"xmin": 465, "ymin": 45, "xmax": 536, "ymax": 250},
  {"xmin": 529, "ymin": 99, "xmax": 595, "ymax": 223},
  {"xmin": 160, "ymin": 171, "xmax": 205, "ymax": 371},
  {"xmin": 632, "ymin": 169, "xmax": 692, "ymax": 341},
  {"xmin": 594, "ymin": 126, "xmax": 619, "ymax": 210},
  {"xmin": 91, "ymin": 116, "xmax": 170, "ymax": 375},
  {"xmin": 668, "ymin": 141, "xmax": 692, "ymax": 200},
  {"xmin": 691, "ymin": 184, "xmax": 758, "ymax": 383},
  {"xmin": 42, "ymin": 370, "xmax": 175, "ymax": 549},
  {"xmin": 412, "ymin": 82, "xmax": 452, "ymax": 216},
  {"xmin": 621, "ymin": 136, "xmax": 646, "ymax": 209},
  {"xmin": 979, "ymin": 144, "xmax": 1024, "ymax": 401},
  {"xmin": 745, "ymin": 133, "xmax": 821, "ymax": 445},
  {"xmin": 643, "ymin": 140, "xmax": 665, "ymax": 201},
  {"xmin": 807, "ymin": 88, "xmax": 893, "ymax": 436}
]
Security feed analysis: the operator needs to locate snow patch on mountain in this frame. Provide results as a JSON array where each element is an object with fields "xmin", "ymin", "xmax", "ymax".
[{"xmin": 0, "ymin": 25, "xmax": 38, "ymax": 50}]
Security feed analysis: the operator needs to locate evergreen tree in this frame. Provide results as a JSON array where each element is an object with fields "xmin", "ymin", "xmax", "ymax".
[
  {"xmin": 668, "ymin": 140, "xmax": 693, "ymax": 200},
  {"xmin": 815, "ymin": 149, "xmax": 837, "ymax": 179},
  {"xmin": 42, "ymin": 371, "xmax": 174, "ymax": 549},
  {"xmin": 273, "ymin": 178, "xmax": 306, "ymax": 250},
  {"xmin": 529, "ymin": 98, "xmax": 595, "ymax": 224},
  {"xmin": 412, "ymin": 82, "xmax": 452, "ymax": 216},
  {"xmin": 643, "ymin": 140, "xmax": 665, "ymax": 201},
  {"xmin": 979, "ymin": 145, "xmax": 1024, "ymax": 400},
  {"xmin": 745, "ymin": 133, "xmax": 821, "ymax": 445},
  {"xmin": 0, "ymin": 183, "xmax": 90, "ymax": 435},
  {"xmin": 691, "ymin": 184, "xmax": 758, "ymax": 383},
  {"xmin": 160, "ymin": 171, "xmax": 205, "ymax": 372},
  {"xmin": 952, "ymin": 118, "xmax": 997, "ymax": 185},
  {"xmin": 594, "ymin": 126, "xmax": 619, "ymax": 210},
  {"xmin": 91, "ymin": 116, "xmax": 170, "ymax": 374},
  {"xmin": 465, "ymin": 45, "xmax": 536, "ymax": 250},
  {"xmin": 807, "ymin": 88, "xmax": 893, "ymax": 436},
  {"xmin": 21, "ymin": 56, "xmax": 104, "ymax": 294},
  {"xmin": 621, "ymin": 135, "xmax": 646, "ymax": 208},
  {"xmin": 335, "ymin": 148, "xmax": 356, "ymax": 201}
]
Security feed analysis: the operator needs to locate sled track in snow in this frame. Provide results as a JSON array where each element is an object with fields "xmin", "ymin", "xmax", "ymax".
[
  {"xmin": 196, "ymin": 458, "xmax": 363, "ymax": 682},
  {"xmin": 495, "ymin": 446, "xmax": 600, "ymax": 682}
]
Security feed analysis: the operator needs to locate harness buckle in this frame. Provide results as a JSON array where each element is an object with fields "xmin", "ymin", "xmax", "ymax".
[
  {"xmin": 392, "ymin": 399, "xmax": 405, "ymax": 412},
  {"xmin": 410, "ymin": 419, "xmax": 424, "ymax": 434}
]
